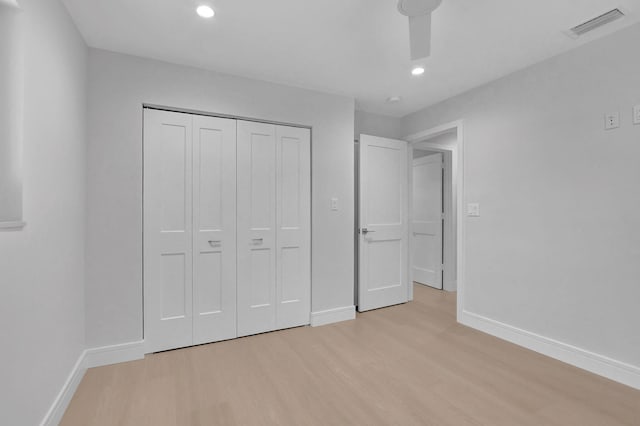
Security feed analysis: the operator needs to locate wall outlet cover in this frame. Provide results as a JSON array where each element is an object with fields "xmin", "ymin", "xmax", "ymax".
[
  {"xmin": 605, "ymin": 112, "xmax": 620, "ymax": 130},
  {"xmin": 467, "ymin": 203, "xmax": 480, "ymax": 217},
  {"xmin": 633, "ymin": 105, "xmax": 640, "ymax": 125}
]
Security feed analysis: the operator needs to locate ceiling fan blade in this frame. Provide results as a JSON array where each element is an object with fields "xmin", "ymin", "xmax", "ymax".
[{"xmin": 408, "ymin": 13, "xmax": 431, "ymax": 60}]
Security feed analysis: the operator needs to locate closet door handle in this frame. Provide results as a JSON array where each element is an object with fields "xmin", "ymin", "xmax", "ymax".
[
  {"xmin": 208, "ymin": 240, "xmax": 221, "ymax": 247},
  {"xmin": 251, "ymin": 238, "xmax": 264, "ymax": 245}
]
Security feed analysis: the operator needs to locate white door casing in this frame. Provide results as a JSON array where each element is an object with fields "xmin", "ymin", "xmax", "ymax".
[
  {"xmin": 358, "ymin": 135, "xmax": 409, "ymax": 312},
  {"xmin": 144, "ymin": 109, "xmax": 194, "ymax": 353},
  {"xmin": 192, "ymin": 115, "xmax": 238, "ymax": 344},
  {"xmin": 412, "ymin": 153, "xmax": 443, "ymax": 289}
]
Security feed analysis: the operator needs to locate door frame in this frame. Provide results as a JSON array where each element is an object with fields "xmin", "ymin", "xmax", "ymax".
[{"xmin": 406, "ymin": 120, "xmax": 465, "ymax": 322}]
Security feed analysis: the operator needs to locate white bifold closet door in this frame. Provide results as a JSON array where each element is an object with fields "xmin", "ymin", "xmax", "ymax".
[
  {"xmin": 144, "ymin": 110, "xmax": 310, "ymax": 353},
  {"xmin": 192, "ymin": 115, "xmax": 238, "ymax": 345},
  {"xmin": 144, "ymin": 109, "xmax": 237, "ymax": 353},
  {"xmin": 237, "ymin": 121, "xmax": 311, "ymax": 337}
]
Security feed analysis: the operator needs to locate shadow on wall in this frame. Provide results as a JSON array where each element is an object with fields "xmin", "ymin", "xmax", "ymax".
[{"xmin": 0, "ymin": 0, "xmax": 24, "ymax": 228}]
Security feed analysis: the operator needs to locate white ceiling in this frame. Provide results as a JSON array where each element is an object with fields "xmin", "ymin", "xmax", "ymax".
[{"xmin": 62, "ymin": 0, "xmax": 640, "ymax": 117}]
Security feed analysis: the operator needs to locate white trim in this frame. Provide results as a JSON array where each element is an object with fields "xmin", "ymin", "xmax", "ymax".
[
  {"xmin": 411, "ymin": 152, "xmax": 441, "ymax": 166},
  {"xmin": 405, "ymin": 120, "xmax": 463, "ymax": 144},
  {"xmin": 0, "ymin": 221, "xmax": 26, "ymax": 230},
  {"xmin": 407, "ymin": 144, "xmax": 414, "ymax": 302},
  {"xmin": 40, "ymin": 350, "xmax": 87, "ymax": 426},
  {"xmin": 405, "ymin": 119, "xmax": 465, "ymax": 321},
  {"xmin": 40, "ymin": 341, "xmax": 147, "ymax": 425},
  {"xmin": 311, "ymin": 306, "xmax": 356, "ymax": 327},
  {"xmin": 144, "ymin": 104, "xmax": 312, "ymax": 130},
  {"xmin": 85, "ymin": 340, "xmax": 145, "ymax": 368},
  {"xmin": 461, "ymin": 310, "xmax": 640, "ymax": 390}
]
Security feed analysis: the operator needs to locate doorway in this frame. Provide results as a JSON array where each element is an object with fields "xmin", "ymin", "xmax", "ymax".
[
  {"xmin": 356, "ymin": 121, "xmax": 464, "ymax": 320},
  {"xmin": 410, "ymin": 129, "xmax": 458, "ymax": 293},
  {"xmin": 412, "ymin": 150, "xmax": 444, "ymax": 290}
]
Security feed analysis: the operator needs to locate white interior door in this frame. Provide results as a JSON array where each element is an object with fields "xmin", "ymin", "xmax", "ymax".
[
  {"xmin": 412, "ymin": 153, "xmax": 443, "ymax": 289},
  {"xmin": 358, "ymin": 135, "xmax": 409, "ymax": 312},
  {"xmin": 237, "ymin": 121, "xmax": 278, "ymax": 337},
  {"xmin": 144, "ymin": 109, "xmax": 194, "ymax": 353},
  {"xmin": 275, "ymin": 125, "xmax": 311, "ymax": 330},
  {"xmin": 192, "ymin": 115, "xmax": 237, "ymax": 344}
]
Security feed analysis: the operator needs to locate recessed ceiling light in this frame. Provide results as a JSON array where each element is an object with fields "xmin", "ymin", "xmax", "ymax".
[
  {"xmin": 387, "ymin": 96, "xmax": 402, "ymax": 103},
  {"xmin": 411, "ymin": 66, "xmax": 425, "ymax": 76},
  {"xmin": 196, "ymin": 5, "xmax": 215, "ymax": 18}
]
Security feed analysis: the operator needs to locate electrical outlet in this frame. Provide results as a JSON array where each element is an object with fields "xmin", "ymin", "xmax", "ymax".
[
  {"xmin": 633, "ymin": 105, "xmax": 640, "ymax": 125},
  {"xmin": 605, "ymin": 112, "xmax": 620, "ymax": 130},
  {"xmin": 331, "ymin": 197, "xmax": 338, "ymax": 211},
  {"xmin": 467, "ymin": 203, "xmax": 480, "ymax": 217}
]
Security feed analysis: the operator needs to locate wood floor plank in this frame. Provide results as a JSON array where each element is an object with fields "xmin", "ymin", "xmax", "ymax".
[{"xmin": 61, "ymin": 284, "xmax": 640, "ymax": 425}]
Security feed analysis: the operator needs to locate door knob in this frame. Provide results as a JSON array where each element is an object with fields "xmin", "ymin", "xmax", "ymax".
[{"xmin": 361, "ymin": 228, "xmax": 375, "ymax": 235}]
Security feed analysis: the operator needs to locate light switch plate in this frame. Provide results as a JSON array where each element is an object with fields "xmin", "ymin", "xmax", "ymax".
[
  {"xmin": 467, "ymin": 203, "xmax": 480, "ymax": 217},
  {"xmin": 633, "ymin": 105, "xmax": 640, "ymax": 125},
  {"xmin": 605, "ymin": 112, "xmax": 620, "ymax": 130},
  {"xmin": 331, "ymin": 197, "xmax": 338, "ymax": 211}
]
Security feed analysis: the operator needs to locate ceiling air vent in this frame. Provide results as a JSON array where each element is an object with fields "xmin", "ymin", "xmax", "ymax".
[{"xmin": 569, "ymin": 9, "xmax": 625, "ymax": 37}]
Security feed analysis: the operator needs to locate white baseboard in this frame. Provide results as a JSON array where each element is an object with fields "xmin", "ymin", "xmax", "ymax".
[
  {"xmin": 0, "ymin": 221, "xmax": 26, "ymax": 231},
  {"xmin": 311, "ymin": 306, "xmax": 356, "ymax": 327},
  {"xmin": 40, "ymin": 341, "xmax": 145, "ymax": 425},
  {"xmin": 444, "ymin": 280, "xmax": 457, "ymax": 293},
  {"xmin": 85, "ymin": 340, "xmax": 145, "ymax": 368},
  {"xmin": 40, "ymin": 350, "xmax": 87, "ymax": 426},
  {"xmin": 461, "ymin": 310, "xmax": 640, "ymax": 390}
]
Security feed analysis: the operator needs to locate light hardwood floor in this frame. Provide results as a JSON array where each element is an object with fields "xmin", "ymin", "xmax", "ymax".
[{"xmin": 62, "ymin": 284, "xmax": 640, "ymax": 425}]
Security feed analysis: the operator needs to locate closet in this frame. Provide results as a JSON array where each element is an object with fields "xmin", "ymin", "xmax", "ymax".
[{"xmin": 143, "ymin": 108, "xmax": 311, "ymax": 353}]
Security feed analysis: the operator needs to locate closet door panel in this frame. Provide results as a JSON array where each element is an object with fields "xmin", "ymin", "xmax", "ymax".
[
  {"xmin": 144, "ymin": 109, "xmax": 193, "ymax": 353},
  {"xmin": 237, "ymin": 121, "xmax": 277, "ymax": 337},
  {"xmin": 276, "ymin": 126, "xmax": 311, "ymax": 329},
  {"xmin": 192, "ymin": 116, "xmax": 238, "ymax": 345}
]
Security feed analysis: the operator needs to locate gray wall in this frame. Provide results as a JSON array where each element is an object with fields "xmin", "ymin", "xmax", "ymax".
[
  {"xmin": 0, "ymin": 0, "xmax": 87, "ymax": 424},
  {"xmin": 0, "ymin": 0, "xmax": 23, "ymax": 224},
  {"xmin": 412, "ymin": 149, "xmax": 437, "ymax": 159},
  {"xmin": 355, "ymin": 110, "xmax": 403, "ymax": 140},
  {"xmin": 403, "ymin": 23, "xmax": 640, "ymax": 367},
  {"xmin": 86, "ymin": 49, "xmax": 355, "ymax": 348}
]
